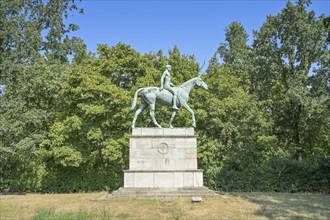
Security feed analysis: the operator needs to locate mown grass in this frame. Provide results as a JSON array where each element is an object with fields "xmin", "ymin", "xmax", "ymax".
[
  {"xmin": 33, "ymin": 209, "xmax": 91, "ymax": 220},
  {"xmin": 235, "ymin": 192, "xmax": 330, "ymax": 219},
  {"xmin": 1, "ymin": 192, "xmax": 329, "ymax": 219}
]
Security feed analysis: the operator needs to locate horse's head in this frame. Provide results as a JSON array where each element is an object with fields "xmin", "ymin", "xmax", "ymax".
[{"xmin": 195, "ymin": 75, "xmax": 208, "ymax": 90}]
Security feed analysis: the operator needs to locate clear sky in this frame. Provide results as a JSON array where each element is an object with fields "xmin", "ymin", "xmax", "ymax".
[{"xmin": 69, "ymin": 0, "xmax": 329, "ymax": 69}]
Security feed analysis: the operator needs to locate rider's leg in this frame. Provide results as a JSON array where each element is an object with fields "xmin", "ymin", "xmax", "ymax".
[
  {"xmin": 167, "ymin": 87, "xmax": 178, "ymax": 109},
  {"xmin": 172, "ymin": 92, "xmax": 178, "ymax": 109}
]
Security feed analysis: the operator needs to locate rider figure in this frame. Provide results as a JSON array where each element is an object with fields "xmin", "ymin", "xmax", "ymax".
[{"xmin": 160, "ymin": 65, "xmax": 178, "ymax": 110}]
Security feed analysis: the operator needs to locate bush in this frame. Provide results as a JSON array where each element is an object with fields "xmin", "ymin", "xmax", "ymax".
[
  {"xmin": 0, "ymin": 157, "xmax": 46, "ymax": 193},
  {"xmin": 40, "ymin": 165, "xmax": 123, "ymax": 193},
  {"xmin": 1, "ymin": 158, "xmax": 123, "ymax": 193},
  {"xmin": 211, "ymin": 158, "xmax": 329, "ymax": 193}
]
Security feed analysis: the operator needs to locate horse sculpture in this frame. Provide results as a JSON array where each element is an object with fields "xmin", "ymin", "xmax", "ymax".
[{"xmin": 129, "ymin": 75, "xmax": 208, "ymax": 128}]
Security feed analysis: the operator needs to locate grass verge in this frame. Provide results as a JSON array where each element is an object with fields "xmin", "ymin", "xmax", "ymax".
[{"xmin": 0, "ymin": 192, "xmax": 329, "ymax": 219}]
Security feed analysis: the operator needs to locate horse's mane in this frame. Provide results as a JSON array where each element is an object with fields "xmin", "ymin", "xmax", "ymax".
[{"xmin": 180, "ymin": 77, "xmax": 198, "ymax": 87}]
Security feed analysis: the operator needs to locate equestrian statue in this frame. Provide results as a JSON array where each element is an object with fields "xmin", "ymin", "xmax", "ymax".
[{"xmin": 129, "ymin": 65, "xmax": 208, "ymax": 128}]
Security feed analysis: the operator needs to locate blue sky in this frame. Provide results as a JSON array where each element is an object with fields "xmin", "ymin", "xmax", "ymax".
[
  {"xmin": 1, "ymin": 1, "xmax": 328, "ymax": 94},
  {"xmin": 69, "ymin": 0, "xmax": 329, "ymax": 69}
]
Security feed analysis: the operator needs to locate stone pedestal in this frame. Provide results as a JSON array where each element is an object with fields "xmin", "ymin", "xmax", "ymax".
[{"xmin": 124, "ymin": 128, "xmax": 203, "ymax": 188}]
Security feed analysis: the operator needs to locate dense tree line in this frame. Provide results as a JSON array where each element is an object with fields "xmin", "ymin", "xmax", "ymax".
[{"xmin": 1, "ymin": 0, "xmax": 329, "ymax": 192}]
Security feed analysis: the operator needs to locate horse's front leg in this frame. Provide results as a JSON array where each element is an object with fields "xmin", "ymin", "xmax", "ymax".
[
  {"xmin": 181, "ymin": 102, "xmax": 196, "ymax": 127},
  {"xmin": 169, "ymin": 109, "xmax": 178, "ymax": 128},
  {"xmin": 132, "ymin": 104, "xmax": 146, "ymax": 128},
  {"xmin": 150, "ymin": 103, "xmax": 162, "ymax": 128}
]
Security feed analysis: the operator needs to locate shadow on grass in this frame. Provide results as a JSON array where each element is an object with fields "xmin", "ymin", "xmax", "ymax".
[{"xmin": 237, "ymin": 192, "xmax": 330, "ymax": 219}]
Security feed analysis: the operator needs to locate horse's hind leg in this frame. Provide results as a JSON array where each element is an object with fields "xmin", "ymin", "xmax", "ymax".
[
  {"xmin": 132, "ymin": 104, "xmax": 146, "ymax": 128},
  {"xmin": 149, "ymin": 103, "xmax": 162, "ymax": 128}
]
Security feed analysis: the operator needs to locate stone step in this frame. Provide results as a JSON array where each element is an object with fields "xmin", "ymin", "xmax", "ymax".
[{"xmin": 109, "ymin": 187, "xmax": 220, "ymax": 198}]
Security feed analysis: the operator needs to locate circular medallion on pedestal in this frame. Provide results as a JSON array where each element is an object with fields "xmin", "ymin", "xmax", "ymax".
[{"xmin": 157, "ymin": 142, "xmax": 169, "ymax": 154}]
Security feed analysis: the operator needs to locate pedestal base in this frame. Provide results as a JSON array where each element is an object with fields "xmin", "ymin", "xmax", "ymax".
[
  {"xmin": 124, "ymin": 170, "xmax": 203, "ymax": 188},
  {"xmin": 123, "ymin": 128, "xmax": 204, "ymax": 194},
  {"xmin": 109, "ymin": 187, "xmax": 219, "ymax": 198}
]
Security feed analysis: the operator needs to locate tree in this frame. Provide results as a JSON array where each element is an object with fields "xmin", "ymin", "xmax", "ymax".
[
  {"xmin": 39, "ymin": 59, "xmax": 131, "ymax": 192},
  {"xmin": 0, "ymin": 61, "xmax": 68, "ymax": 191},
  {"xmin": 0, "ymin": 0, "xmax": 83, "ymax": 84},
  {"xmin": 217, "ymin": 22, "xmax": 253, "ymax": 92},
  {"xmin": 0, "ymin": 0, "xmax": 83, "ymax": 192},
  {"xmin": 252, "ymin": 0, "xmax": 329, "ymax": 160},
  {"xmin": 218, "ymin": 22, "xmax": 251, "ymax": 71},
  {"xmin": 196, "ymin": 56, "xmax": 276, "ymax": 188},
  {"xmin": 93, "ymin": 43, "xmax": 150, "ymax": 89}
]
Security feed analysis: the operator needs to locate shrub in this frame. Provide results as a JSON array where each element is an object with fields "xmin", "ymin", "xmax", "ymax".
[
  {"xmin": 40, "ymin": 166, "xmax": 122, "ymax": 193},
  {"xmin": 211, "ymin": 158, "xmax": 329, "ymax": 193}
]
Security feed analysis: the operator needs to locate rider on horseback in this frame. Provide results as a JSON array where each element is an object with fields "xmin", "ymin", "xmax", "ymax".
[{"xmin": 160, "ymin": 65, "xmax": 179, "ymax": 110}]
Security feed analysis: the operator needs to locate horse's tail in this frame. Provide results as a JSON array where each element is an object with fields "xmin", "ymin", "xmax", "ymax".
[{"xmin": 129, "ymin": 88, "xmax": 144, "ymax": 112}]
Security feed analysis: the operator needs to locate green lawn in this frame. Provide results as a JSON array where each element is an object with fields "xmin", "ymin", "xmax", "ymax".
[{"xmin": 1, "ymin": 192, "xmax": 329, "ymax": 219}]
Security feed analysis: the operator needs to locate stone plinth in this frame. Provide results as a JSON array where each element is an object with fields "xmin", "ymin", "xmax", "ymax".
[
  {"xmin": 109, "ymin": 187, "xmax": 219, "ymax": 198},
  {"xmin": 124, "ymin": 170, "xmax": 203, "ymax": 188},
  {"xmin": 123, "ymin": 128, "xmax": 203, "ymax": 188}
]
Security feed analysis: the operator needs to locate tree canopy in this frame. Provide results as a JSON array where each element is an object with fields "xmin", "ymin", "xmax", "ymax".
[{"xmin": 0, "ymin": 0, "xmax": 329, "ymax": 193}]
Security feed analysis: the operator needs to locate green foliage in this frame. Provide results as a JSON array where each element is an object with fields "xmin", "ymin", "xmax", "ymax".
[
  {"xmin": 93, "ymin": 43, "xmax": 152, "ymax": 89},
  {"xmin": 200, "ymin": 1, "xmax": 329, "ymax": 192},
  {"xmin": 252, "ymin": 0, "xmax": 329, "ymax": 160},
  {"xmin": 38, "ymin": 59, "xmax": 131, "ymax": 192},
  {"xmin": 0, "ymin": 0, "xmax": 83, "ymax": 66},
  {"xmin": 0, "ymin": 0, "xmax": 328, "ymax": 193},
  {"xmin": 0, "ymin": 61, "xmax": 67, "ymax": 192},
  {"xmin": 0, "ymin": 0, "xmax": 84, "ymax": 192},
  {"xmin": 217, "ymin": 21, "xmax": 252, "ymax": 83},
  {"xmin": 52, "ymin": 146, "xmax": 83, "ymax": 167},
  {"xmin": 40, "ymin": 166, "xmax": 122, "ymax": 192},
  {"xmin": 197, "ymin": 62, "xmax": 277, "ymax": 173},
  {"xmin": 214, "ymin": 158, "xmax": 329, "ymax": 193}
]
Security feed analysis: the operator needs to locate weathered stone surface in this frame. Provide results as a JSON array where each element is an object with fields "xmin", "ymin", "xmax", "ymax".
[
  {"xmin": 173, "ymin": 172, "xmax": 184, "ymax": 187},
  {"xmin": 109, "ymin": 187, "xmax": 220, "ymax": 198},
  {"xmin": 183, "ymin": 172, "xmax": 194, "ymax": 187},
  {"xmin": 134, "ymin": 172, "xmax": 153, "ymax": 188},
  {"xmin": 123, "ymin": 128, "xmax": 205, "ymax": 191},
  {"xmin": 124, "ymin": 170, "xmax": 203, "ymax": 188},
  {"xmin": 129, "ymin": 128, "xmax": 198, "ymax": 171},
  {"xmin": 154, "ymin": 172, "xmax": 174, "ymax": 188},
  {"xmin": 194, "ymin": 172, "xmax": 203, "ymax": 187}
]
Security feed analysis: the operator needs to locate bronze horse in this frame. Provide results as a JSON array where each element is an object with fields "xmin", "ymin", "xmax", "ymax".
[{"xmin": 130, "ymin": 76, "xmax": 208, "ymax": 128}]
